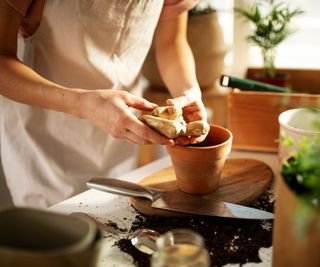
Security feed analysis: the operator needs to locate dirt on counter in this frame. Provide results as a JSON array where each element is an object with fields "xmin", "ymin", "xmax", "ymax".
[{"xmin": 114, "ymin": 189, "xmax": 275, "ymax": 267}]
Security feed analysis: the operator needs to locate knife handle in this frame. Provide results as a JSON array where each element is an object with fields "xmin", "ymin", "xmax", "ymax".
[{"xmin": 87, "ymin": 177, "xmax": 162, "ymax": 201}]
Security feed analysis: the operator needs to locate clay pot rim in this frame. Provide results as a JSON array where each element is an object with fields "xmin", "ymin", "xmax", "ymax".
[{"xmin": 168, "ymin": 125, "xmax": 233, "ymax": 151}]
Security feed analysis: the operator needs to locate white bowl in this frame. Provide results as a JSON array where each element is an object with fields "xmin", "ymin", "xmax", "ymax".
[{"xmin": 278, "ymin": 108, "xmax": 320, "ymax": 162}]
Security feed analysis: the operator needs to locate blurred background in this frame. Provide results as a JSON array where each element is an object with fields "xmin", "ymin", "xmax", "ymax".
[
  {"xmin": 216, "ymin": 0, "xmax": 320, "ymax": 76},
  {"xmin": 139, "ymin": 0, "xmax": 320, "ymax": 165}
]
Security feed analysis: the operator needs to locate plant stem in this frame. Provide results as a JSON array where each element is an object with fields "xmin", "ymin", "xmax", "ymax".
[{"xmin": 262, "ymin": 48, "xmax": 276, "ymax": 78}]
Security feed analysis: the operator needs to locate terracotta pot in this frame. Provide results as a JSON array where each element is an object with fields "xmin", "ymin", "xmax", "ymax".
[
  {"xmin": 272, "ymin": 174, "xmax": 320, "ymax": 267},
  {"xmin": 142, "ymin": 11, "xmax": 228, "ymax": 91},
  {"xmin": 166, "ymin": 124, "xmax": 232, "ymax": 194},
  {"xmin": 247, "ymin": 71, "xmax": 292, "ymax": 88}
]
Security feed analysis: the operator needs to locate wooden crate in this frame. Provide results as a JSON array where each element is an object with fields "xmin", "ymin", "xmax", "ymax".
[{"xmin": 227, "ymin": 91, "xmax": 320, "ymax": 152}]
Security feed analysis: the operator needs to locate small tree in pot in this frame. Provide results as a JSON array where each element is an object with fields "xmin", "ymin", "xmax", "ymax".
[{"xmin": 235, "ymin": 0, "xmax": 303, "ymax": 83}]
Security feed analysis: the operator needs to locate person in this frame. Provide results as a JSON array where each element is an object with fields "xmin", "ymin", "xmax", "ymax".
[{"xmin": 0, "ymin": 0, "xmax": 208, "ymax": 208}]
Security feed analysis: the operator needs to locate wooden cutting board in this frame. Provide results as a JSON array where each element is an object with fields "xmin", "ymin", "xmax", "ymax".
[{"xmin": 130, "ymin": 158, "xmax": 273, "ymax": 217}]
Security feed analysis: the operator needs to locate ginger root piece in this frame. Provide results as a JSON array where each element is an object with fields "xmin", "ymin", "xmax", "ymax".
[
  {"xmin": 141, "ymin": 106, "xmax": 209, "ymax": 139},
  {"xmin": 151, "ymin": 106, "xmax": 183, "ymax": 120},
  {"xmin": 185, "ymin": 121, "xmax": 210, "ymax": 137},
  {"xmin": 142, "ymin": 115, "xmax": 187, "ymax": 139}
]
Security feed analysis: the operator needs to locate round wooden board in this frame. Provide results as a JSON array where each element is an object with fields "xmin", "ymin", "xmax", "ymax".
[{"xmin": 131, "ymin": 158, "xmax": 273, "ymax": 217}]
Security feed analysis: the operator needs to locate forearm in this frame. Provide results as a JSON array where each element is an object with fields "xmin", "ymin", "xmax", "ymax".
[
  {"xmin": 154, "ymin": 11, "xmax": 201, "ymax": 101},
  {"xmin": 0, "ymin": 1, "xmax": 81, "ymax": 116},
  {"xmin": 0, "ymin": 55, "xmax": 84, "ymax": 117},
  {"xmin": 155, "ymin": 38, "xmax": 201, "ymax": 100}
]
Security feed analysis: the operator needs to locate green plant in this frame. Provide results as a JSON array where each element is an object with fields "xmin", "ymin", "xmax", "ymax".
[
  {"xmin": 235, "ymin": 0, "xmax": 303, "ymax": 78},
  {"xmin": 280, "ymin": 108, "xmax": 320, "ymax": 238},
  {"xmin": 189, "ymin": 0, "xmax": 216, "ymax": 16}
]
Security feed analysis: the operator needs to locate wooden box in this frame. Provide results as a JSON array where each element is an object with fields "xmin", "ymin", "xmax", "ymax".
[{"xmin": 227, "ymin": 91, "xmax": 320, "ymax": 152}]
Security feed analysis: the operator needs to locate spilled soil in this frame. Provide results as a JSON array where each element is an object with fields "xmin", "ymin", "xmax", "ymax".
[{"xmin": 114, "ymin": 189, "xmax": 275, "ymax": 267}]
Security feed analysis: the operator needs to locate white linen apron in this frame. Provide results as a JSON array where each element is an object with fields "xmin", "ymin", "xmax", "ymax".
[{"xmin": 0, "ymin": 0, "xmax": 164, "ymax": 207}]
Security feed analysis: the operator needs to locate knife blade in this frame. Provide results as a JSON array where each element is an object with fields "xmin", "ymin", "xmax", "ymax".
[{"xmin": 87, "ymin": 177, "xmax": 273, "ymax": 220}]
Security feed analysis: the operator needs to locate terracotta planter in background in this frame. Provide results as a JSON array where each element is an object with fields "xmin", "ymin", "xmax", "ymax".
[
  {"xmin": 166, "ymin": 125, "xmax": 232, "ymax": 194},
  {"xmin": 246, "ymin": 70, "xmax": 292, "ymax": 88},
  {"xmin": 227, "ymin": 91, "xmax": 320, "ymax": 152},
  {"xmin": 272, "ymin": 175, "xmax": 320, "ymax": 267}
]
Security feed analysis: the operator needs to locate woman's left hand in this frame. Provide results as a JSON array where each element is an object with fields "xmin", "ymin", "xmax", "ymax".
[{"xmin": 166, "ymin": 91, "xmax": 209, "ymax": 145}]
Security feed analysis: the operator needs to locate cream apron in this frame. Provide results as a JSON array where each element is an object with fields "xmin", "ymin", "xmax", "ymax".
[{"xmin": 0, "ymin": 0, "xmax": 164, "ymax": 207}]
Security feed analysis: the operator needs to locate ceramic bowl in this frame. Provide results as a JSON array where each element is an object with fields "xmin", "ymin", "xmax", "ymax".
[
  {"xmin": 0, "ymin": 208, "xmax": 101, "ymax": 267},
  {"xmin": 278, "ymin": 108, "xmax": 320, "ymax": 163}
]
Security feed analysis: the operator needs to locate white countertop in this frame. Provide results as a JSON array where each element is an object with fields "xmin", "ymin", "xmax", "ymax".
[{"xmin": 50, "ymin": 150, "xmax": 278, "ymax": 267}]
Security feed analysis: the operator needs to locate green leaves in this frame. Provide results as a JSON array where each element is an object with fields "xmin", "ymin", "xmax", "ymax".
[
  {"xmin": 235, "ymin": 5, "xmax": 261, "ymax": 23},
  {"xmin": 280, "ymin": 108, "xmax": 320, "ymax": 239},
  {"xmin": 281, "ymin": 128, "xmax": 320, "ymax": 212},
  {"xmin": 188, "ymin": 0, "xmax": 216, "ymax": 16}
]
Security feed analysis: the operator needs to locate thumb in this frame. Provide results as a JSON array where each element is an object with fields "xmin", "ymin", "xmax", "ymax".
[{"xmin": 125, "ymin": 94, "xmax": 158, "ymax": 111}]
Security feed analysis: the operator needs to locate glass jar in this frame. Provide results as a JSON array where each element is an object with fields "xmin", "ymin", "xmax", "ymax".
[{"xmin": 151, "ymin": 229, "xmax": 210, "ymax": 267}]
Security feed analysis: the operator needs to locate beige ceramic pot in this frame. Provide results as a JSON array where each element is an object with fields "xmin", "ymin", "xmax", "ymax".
[
  {"xmin": 0, "ymin": 208, "xmax": 102, "ymax": 267},
  {"xmin": 166, "ymin": 124, "xmax": 232, "ymax": 194},
  {"xmin": 272, "ymin": 174, "xmax": 320, "ymax": 267}
]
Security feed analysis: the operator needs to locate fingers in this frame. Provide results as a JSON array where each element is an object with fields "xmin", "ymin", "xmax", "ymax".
[
  {"xmin": 123, "ymin": 129, "xmax": 152, "ymax": 145},
  {"xmin": 123, "ymin": 92, "xmax": 158, "ymax": 111},
  {"xmin": 166, "ymin": 89, "xmax": 201, "ymax": 108},
  {"xmin": 168, "ymin": 101, "xmax": 206, "ymax": 122},
  {"xmin": 122, "ymin": 111, "xmax": 174, "ymax": 145},
  {"xmin": 183, "ymin": 112, "xmax": 203, "ymax": 122},
  {"xmin": 95, "ymin": 91, "xmax": 173, "ymax": 145},
  {"xmin": 174, "ymin": 134, "xmax": 207, "ymax": 146}
]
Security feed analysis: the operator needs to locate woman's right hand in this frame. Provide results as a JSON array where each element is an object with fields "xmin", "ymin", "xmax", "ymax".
[{"xmin": 77, "ymin": 89, "xmax": 174, "ymax": 145}]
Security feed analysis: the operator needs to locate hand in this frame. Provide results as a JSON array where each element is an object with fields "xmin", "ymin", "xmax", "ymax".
[
  {"xmin": 166, "ymin": 91, "xmax": 209, "ymax": 145},
  {"xmin": 79, "ymin": 90, "xmax": 174, "ymax": 145}
]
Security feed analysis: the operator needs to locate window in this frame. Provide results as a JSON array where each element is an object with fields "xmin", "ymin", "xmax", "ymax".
[{"xmin": 246, "ymin": 0, "xmax": 320, "ymax": 69}]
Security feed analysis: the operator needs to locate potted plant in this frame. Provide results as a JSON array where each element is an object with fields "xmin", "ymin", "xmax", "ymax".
[
  {"xmin": 273, "ymin": 108, "xmax": 320, "ymax": 267},
  {"xmin": 235, "ymin": 0, "xmax": 303, "ymax": 87},
  {"xmin": 142, "ymin": 0, "xmax": 228, "ymax": 92}
]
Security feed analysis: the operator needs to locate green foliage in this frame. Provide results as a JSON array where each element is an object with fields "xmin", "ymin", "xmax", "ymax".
[
  {"xmin": 280, "ymin": 108, "xmax": 320, "ymax": 238},
  {"xmin": 280, "ymin": 109, "xmax": 320, "ymax": 213},
  {"xmin": 281, "ymin": 138, "xmax": 320, "ymax": 208},
  {"xmin": 189, "ymin": 0, "xmax": 216, "ymax": 16},
  {"xmin": 235, "ymin": 0, "xmax": 303, "ymax": 77}
]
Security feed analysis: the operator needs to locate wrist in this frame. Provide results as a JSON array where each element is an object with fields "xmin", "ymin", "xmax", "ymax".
[
  {"xmin": 63, "ymin": 88, "xmax": 88, "ymax": 118},
  {"xmin": 180, "ymin": 85, "xmax": 202, "ymax": 102}
]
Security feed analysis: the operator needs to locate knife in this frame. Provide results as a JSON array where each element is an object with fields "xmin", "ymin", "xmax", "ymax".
[{"xmin": 87, "ymin": 178, "xmax": 273, "ymax": 220}]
